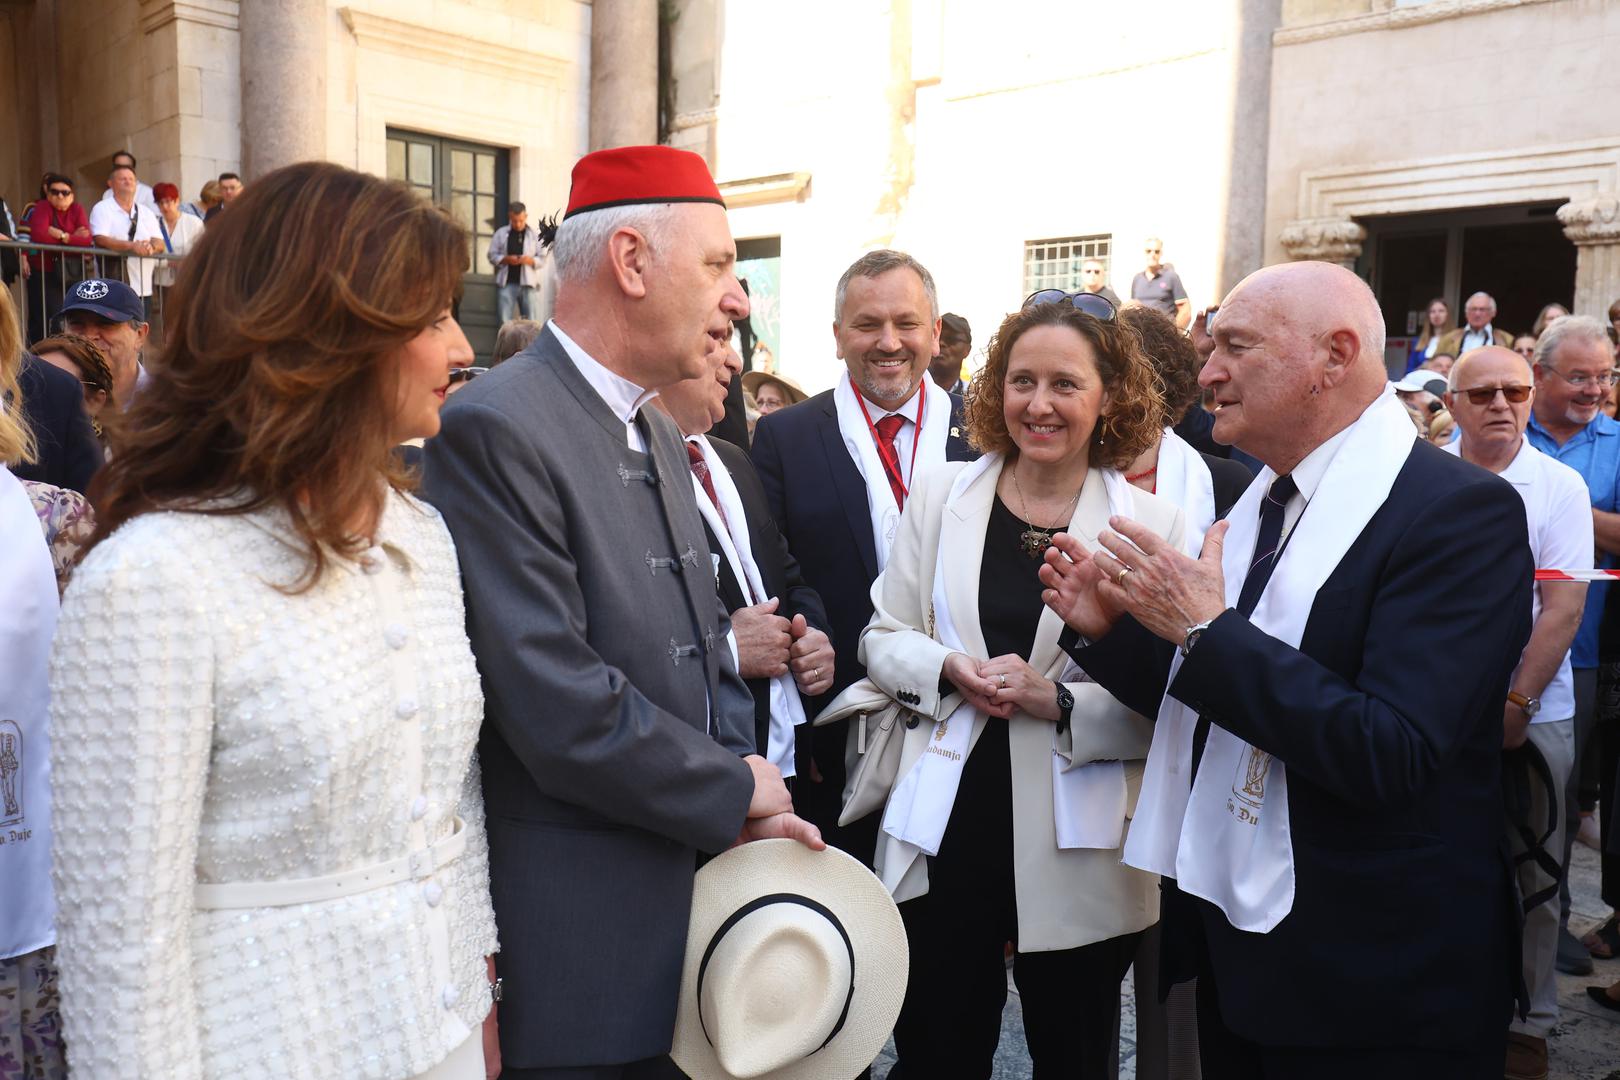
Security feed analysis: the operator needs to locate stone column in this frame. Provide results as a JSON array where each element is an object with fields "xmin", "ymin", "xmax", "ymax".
[
  {"xmin": 239, "ymin": 0, "xmax": 327, "ymax": 177},
  {"xmin": 1558, "ymin": 197, "xmax": 1620, "ymax": 318},
  {"xmin": 1217, "ymin": 0, "xmax": 1282, "ymax": 296},
  {"xmin": 1278, "ymin": 216, "xmax": 1366, "ymax": 269},
  {"xmin": 589, "ymin": 0, "xmax": 658, "ymax": 150}
]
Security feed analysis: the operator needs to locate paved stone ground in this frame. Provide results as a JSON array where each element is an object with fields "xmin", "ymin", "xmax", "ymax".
[{"xmin": 870, "ymin": 839, "xmax": 1620, "ymax": 1080}]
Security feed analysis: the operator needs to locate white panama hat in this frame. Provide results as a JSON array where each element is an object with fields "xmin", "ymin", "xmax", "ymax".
[{"xmin": 671, "ymin": 840, "xmax": 907, "ymax": 1080}]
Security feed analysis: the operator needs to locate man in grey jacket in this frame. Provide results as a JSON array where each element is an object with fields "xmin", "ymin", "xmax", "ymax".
[
  {"xmin": 487, "ymin": 201, "xmax": 542, "ymax": 322},
  {"xmin": 423, "ymin": 145, "xmax": 822, "ymax": 1079}
]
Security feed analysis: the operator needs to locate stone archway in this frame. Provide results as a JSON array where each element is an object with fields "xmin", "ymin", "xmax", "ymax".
[{"xmin": 1278, "ymin": 137, "xmax": 1620, "ymax": 316}]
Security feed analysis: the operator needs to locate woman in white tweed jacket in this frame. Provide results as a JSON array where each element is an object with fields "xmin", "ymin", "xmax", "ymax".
[{"xmin": 48, "ymin": 163, "xmax": 498, "ymax": 1080}]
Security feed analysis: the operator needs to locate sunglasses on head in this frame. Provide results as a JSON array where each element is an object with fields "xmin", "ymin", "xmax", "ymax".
[
  {"xmin": 1459, "ymin": 384, "xmax": 1531, "ymax": 406},
  {"xmin": 447, "ymin": 366, "xmax": 489, "ymax": 386},
  {"xmin": 1022, "ymin": 289, "xmax": 1117, "ymax": 321}
]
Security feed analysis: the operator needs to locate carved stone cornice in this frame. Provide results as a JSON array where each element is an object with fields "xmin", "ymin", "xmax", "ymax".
[
  {"xmin": 1275, "ymin": 0, "xmax": 1559, "ymax": 46},
  {"xmin": 669, "ymin": 108, "xmax": 717, "ymax": 134},
  {"xmin": 1558, "ymin": 197, "xmax": 1620, "ymax": 246},
  {"xmin": 339, "ymin": 7, "xmax": 568, "ymax": 84},
  {"xmin": 1278, "ymin": 216, "xmax": 1366, "ymax": 264},
  {"xmin": 718, "ymin": 172, "xmax": 812, "ymax": 209},
  {"xmin": 140, "ymin": 0, "xmax": 239, "ymax": 34}
]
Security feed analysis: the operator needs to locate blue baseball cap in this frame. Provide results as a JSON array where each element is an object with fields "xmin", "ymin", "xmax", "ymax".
[{"xmin": 58, "ymin": 278, "xmax": 145, "ymax": 324}]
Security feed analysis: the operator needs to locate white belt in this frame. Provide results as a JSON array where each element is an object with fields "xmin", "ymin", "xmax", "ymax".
[{"xmin": 193, "ymin": 816, "xmax": 468, "ymax": 910}]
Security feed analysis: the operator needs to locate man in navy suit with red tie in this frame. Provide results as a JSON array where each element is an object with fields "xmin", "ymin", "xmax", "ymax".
[
  {"xmin": 1041, "ymin": 261, "xmax": 1531, "ymax": 1078},
  {"xmin": 750, "ymin": 249, "xmax": 976, "ymax": 862}
]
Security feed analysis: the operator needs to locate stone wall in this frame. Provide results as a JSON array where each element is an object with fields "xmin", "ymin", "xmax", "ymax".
[
  {"xmin": 708, "ymin": 0, "xmax": 1262, "ymax": 395},
  {"xmin": 1266, "ymin": 0, "xmax": 1620, "ymax": 313}
]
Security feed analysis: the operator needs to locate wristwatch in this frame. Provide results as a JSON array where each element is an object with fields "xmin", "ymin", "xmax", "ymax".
[
  {"xmin": 489, "ymin": 977, "xmax": 504, "ymax": 1004},
  {"xmin": 1180, "ymin": 618, "xmax": 1216, "ymax": 658},
  {"xmin": 1055, "ymin": 684, "xmax": 1075, "ymax": 731},
  {"xmin": 1507, "ymin": 691, "xmax": 1541, "ymax": 719}
]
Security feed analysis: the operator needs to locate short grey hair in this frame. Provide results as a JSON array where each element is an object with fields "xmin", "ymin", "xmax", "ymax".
[
  {"xmin": 833, "ymin": 249, "xmax": 939, "ymax": 322},
  {"xmin": 1466, "ymin": 291, "xmax": 1497, "ymax": 312},
  {"xmin": 550, "ymin": 203, "xmax": 680, "ymax": 284},
  {"xmin": 492, "ymin": 318, "xmax": 543, "ymax": 365},
  {"xmin": 1535, "ymin": 314, "xmax": 1612, "ymax": 371}
]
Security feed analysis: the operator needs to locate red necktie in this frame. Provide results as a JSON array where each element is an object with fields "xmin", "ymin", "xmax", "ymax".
[
  {"xmin": 687, "ymin": 441, "xmax": 729, "ymax": 531},
  {"xmin": 874, "ymin": 414, "xmax": 907, "ymax": 511}
]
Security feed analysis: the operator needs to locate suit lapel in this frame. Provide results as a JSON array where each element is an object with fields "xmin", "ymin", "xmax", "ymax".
[
  {"xmin": 941, "ymin": 458, "xmax": 996, "ymax": 660},
  {"xmin": 815, "ymin": 398, "xmax": 880, "ymax": 580}
]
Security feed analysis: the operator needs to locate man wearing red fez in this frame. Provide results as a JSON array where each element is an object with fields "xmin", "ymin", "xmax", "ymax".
[{"xmin": 422, "ymin": 145, "xmax": 823, "ymax": 1079}]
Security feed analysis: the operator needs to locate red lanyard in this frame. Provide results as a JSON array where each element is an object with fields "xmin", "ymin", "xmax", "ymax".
[{"xmin": 852, "ymin": 384, "xmax": 925, "ymax": 501}]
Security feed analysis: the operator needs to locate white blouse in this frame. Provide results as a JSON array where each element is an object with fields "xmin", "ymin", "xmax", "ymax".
[{"xmin": 49, "ymin": 490, "xmax": 498, "ymax": 1080}]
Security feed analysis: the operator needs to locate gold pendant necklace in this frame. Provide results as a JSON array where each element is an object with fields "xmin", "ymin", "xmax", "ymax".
[{"xmin": 1012, "ymin": 465, "xmax": 1082, "ymax": 559}]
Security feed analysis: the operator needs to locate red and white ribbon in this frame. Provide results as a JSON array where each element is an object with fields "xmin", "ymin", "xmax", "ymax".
[{"xmin": 1536, "ymin": 569, "xmax": 1620, "ymax": 582}]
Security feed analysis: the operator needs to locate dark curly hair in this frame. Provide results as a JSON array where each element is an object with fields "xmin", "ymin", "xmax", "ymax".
[
  {"xmin": 1118, "ymin": 305, "xmax": 1201, "ymax": 418},
  {"xmin": 963, "ymin": 303, "xmax": 1165, "ymax": 469}
]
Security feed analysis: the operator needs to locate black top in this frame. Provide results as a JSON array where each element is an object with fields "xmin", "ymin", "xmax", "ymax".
[
  {"xmin": 979, "ymin": 496, "xmax": 1051, "ymax": 661},
  {"xmin": 506, "ymin": 225, "xmax": 526, "ymax": 259}
]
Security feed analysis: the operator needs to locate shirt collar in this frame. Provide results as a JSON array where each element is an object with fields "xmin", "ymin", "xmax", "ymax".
[
  {"xmin": 1463, "ymin": 323, "xmax": 1493, "ymax": 339},
  {"xmin": 1527, "ymin": 409, "xmax": 1618, "ymax": 445},
  {"xmin": 1497, "ymin": 436, "xmax": 1540, "ymax": 486},
  {"xmin": 1285, "ymin": 418, "xmax": 1357, "ymax": 502},
  {"xmin": 875, "ymin": 382, "xmax": 926, "ymax": 425},
  {"xmin": 548, "ymin": 319, "xmax": 660, "ymax": 426}
]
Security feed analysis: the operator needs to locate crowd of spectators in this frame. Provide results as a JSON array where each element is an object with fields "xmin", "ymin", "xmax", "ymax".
[{"xmin": 4, "ymin": 151, "xmax": 243, "ymax": 346}]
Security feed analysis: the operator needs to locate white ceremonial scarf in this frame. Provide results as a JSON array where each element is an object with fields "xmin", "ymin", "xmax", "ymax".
[
  {"xmin": 878, "ymin": 454, "xmax": 1138, "ymax": 896},
  {"xmin": 1154, "ymin": 428, "xmax": 1221, "ymax": 556},
  {"xmin": 1123, "ymin": 391, "xmax": 1416, "ymax": 932},
  {"xmin": 688, "ymin": 436, "xmax": 806, "ymax": 779},
  {"xmin": 833, "ymin": 370, "xmax": 952, "ymax": 571},
  {"xmin": 0, "ymin": 466, "xmax": 60, "ymax": 959}
]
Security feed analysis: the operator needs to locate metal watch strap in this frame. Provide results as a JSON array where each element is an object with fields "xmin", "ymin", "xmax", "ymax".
[
  {"xmin": 1180, "ymin": 618, "xmax": 1216, "ymax": 658},
  {"xmin": 489, "ymin": 977, "xmax": 503, "ymax": 1003}
]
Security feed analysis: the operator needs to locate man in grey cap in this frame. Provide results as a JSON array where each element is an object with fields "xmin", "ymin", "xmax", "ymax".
[
  {"xmin": 488, "ymin": 201, "xmax": 542, "ymax": 323},
  {"xmin": 57, "ymin": 276, "xmax": 149, "ymax": 405}
]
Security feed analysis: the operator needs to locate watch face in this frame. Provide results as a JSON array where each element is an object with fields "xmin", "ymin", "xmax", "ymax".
[{"xmin": 1056, "ymin": 687, "xmax": 1074, "ymax": 709}]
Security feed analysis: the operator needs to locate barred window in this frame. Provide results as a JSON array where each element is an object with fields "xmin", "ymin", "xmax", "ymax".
[{"xmin": 1023, "ymin": 235, "xmax": 1111, "ymax": 295}]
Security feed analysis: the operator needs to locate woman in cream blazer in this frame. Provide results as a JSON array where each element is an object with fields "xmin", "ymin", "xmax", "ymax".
[{"xmin": 859, "ymin": 295, "xmax": 1184, "ymax": 1078}]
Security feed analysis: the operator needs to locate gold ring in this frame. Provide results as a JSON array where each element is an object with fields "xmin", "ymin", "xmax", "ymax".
[{"xmin": 1115, "ymin": 566, "xmax": 1132, "ymax": 587}]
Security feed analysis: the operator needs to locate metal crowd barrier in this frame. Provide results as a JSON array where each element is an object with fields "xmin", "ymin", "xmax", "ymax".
[{"xmin": 1, "ymin": 237, "xmax": 181, "ymax": 351}]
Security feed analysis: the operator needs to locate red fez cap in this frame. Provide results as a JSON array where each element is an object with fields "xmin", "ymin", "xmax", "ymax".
[{"xmin": 564, "ymin": 145, "xmax": 724, "ymax": 219}]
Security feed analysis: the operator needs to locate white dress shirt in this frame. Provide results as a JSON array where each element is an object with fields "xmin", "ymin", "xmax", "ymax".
[
  {"xmin": 1274, "ymin": 418, "xmax": 1358, "ymax": 544},
  {"xmin": 548, "ymin": 320, "xmax": 660, "ymax": 452}
]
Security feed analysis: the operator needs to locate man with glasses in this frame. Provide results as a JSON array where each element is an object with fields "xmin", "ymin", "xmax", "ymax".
[
  {"xmin": 1437, "ymin": 291, "xmax": 1515, "ymax": 358},
  {"xmin": 1523, "ymin": 314, "xmax": 1620, "ymax": 980},
  {"xmin": 1131, "ymin": 237, "xmax": 1190, "ymax": 330},
  {"xmin": 1079, "ymin": 257, "xmax": 1121, "ymax": 306},
  {"xmin": 1444, "ymin": 346, "xmax": 1591, "ymax": 1080},
  {"xmin": 88, "ymin": 164, "xmax": 164, "ymax": 318}
]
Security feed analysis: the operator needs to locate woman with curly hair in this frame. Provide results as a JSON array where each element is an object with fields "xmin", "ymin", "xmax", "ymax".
[{"xmin": 856, "ymin": 292, "xmax": 1186, "ymax": 1076}]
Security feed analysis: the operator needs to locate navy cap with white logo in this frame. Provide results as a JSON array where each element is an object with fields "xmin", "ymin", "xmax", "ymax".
[{"xmin": 58, "ymin": 278, "xmax": 145, "ymax": 324}]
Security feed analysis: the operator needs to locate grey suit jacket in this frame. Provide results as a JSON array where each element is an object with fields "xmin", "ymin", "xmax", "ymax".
[{"xmin": 421, "ymin": 327, "xmax": 756, "ymax": 1068}]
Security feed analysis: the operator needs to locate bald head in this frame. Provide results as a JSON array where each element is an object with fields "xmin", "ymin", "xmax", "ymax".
[
  {"xmin": 1448, "ymin": 345, "xmax": 1531, "ymax": 392},
  {"xmin": 1199, "ymin": 261, "xmax": 1388, "ymax": 473}
]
